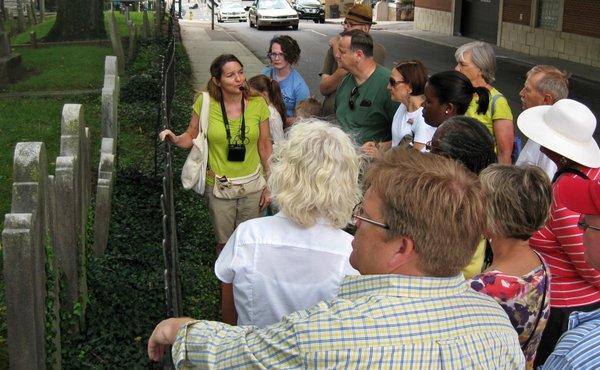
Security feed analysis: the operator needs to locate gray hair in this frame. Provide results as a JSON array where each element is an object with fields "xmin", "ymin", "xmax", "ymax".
[
  {"xmin": 455, "ymin": 41, "xmax": 496, "ymax": 84},
  {"xmin": 526, "ymin": 65, "xmax": 569, "ymax": 102},
  {"xmin": 268, "ymin": 119, "xmax": 362, "ymax": 228}
]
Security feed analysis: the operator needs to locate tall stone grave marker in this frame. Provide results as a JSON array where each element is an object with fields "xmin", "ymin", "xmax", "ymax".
[
  {"xmin": 2, "ymin": 142, "xmax": 48, "ymax": 369},
  {"xmin": 0, "ymin": 18, "xmax": 23, "ymax": 88},
  {"xmin": 93, "ymin": 138, "xmax": 116, "ymax": 256},
  {"xmin": 107, "ymin": 11, "xmax": 125, "ymax": 74},
  {"xmin": 101, "ymin": 55, "xmax": 120, "ymax": 139}
]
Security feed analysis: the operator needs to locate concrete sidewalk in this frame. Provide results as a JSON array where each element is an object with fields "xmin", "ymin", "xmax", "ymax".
[{"xmin": 179, "ymin": 20, "xmax": 265, "ymax": 90}]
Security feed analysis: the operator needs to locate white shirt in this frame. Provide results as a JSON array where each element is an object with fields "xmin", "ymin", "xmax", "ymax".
[
  {"xmin": 267, "ymin": 104, "xmax": 285, "ymax": 143},
  {"xmin": 516, "ymin": 140, "xmax": 557, "ymax": 180},
  {"xmin": 215, "ymin": 212, "xmax": 359, "ymax": 328},
  {"xmin": 391, "ymin": 105, "xmax": 436, "ymax": 151}
]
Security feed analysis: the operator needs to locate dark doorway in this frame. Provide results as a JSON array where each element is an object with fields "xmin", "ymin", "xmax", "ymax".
[{"xmin": 460, "ymin": 0, "xmax": 500, "ymax": 44}]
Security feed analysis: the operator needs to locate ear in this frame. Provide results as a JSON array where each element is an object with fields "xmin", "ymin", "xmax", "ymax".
[
  {"xmin": 445, "ymin": 102, "xmax": 457, "ymax": 115},
  {"xmin": 212, "ymin": 76, "xmax": 220, "ymax": 87},
  {"xmin": 387, "ymin": 237, "xmax": 415, "ymax": 271},
  {"xmin": 542, "ymin": 93, "xmax": 554, "ymax": 105}
]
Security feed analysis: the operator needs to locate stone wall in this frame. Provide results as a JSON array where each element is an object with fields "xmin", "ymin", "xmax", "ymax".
[
  {"xmin": 414, "ymin": 6, "xmax": 453, "ymax": 35},
  {"xmin": 500, "ymin": 21, "xmax": 600, "ymax": 67}
]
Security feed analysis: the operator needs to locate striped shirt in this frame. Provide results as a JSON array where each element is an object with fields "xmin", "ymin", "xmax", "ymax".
[
  {"xmin": 530, "ymin": 167, "xmax": 600, "ymax": 308},
  {"xmin": 172, "ymin": 274, "xmax": 524, "ymax": 369},
  {"xmin": 542, "ymin": 308, "xmax": 600, "ymax": 369}
]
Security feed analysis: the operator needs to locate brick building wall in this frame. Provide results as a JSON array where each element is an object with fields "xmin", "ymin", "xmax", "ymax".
[
  {"xmin": 414, "ymin": 0, "xmax": 451, "ymax": 12},
  {"xmin": 563, "ymin": 0, "xmax": 600, "ymax": 39},
  {"xmin": 502, "ymin": 0, "xmax": 532, "ymax": 25}
]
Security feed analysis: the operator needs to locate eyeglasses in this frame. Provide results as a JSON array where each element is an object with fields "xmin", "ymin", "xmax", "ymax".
[
  {"xmin": 352, "ymin": 203, "xmax": 389, "ymax": 230},
  {"xmin": 267, "ymin": 52, "xmax": 286, "ymax": 60},
  {"xmin": 578, "ymin": 215, "xmax": 600, "ymax": 232},
  {"xmin": 388, "ymin": 77, "xmax": 408, "ymax": 87},
  {"xmin": 342, "ymin": 20, "xmax": 362, "ymax": 27},
  {"xmin": 348, "ymin": 86, "xmax": 359, "ymax": 110}
]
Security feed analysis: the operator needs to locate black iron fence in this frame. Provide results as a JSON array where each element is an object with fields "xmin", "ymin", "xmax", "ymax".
[{"xmin": 158, "ymin": 0, "xmax": 183, "ymax": 327}]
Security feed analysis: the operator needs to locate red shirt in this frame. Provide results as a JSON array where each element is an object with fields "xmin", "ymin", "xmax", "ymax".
[{"xmin": 529, "ymin": 167, "xmax": 600, "ymax": 308}]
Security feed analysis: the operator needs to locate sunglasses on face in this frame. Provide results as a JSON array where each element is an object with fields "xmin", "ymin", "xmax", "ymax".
[
  {"xmin": 388, "ymin": 77, "xmax": 408, "ymax": 87},
  {"xmin": 348, "ymin": 86, "xmax": 359, "ymax": 110}
]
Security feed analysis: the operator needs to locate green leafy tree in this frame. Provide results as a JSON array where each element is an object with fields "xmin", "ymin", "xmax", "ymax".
[{"xmin": 46, "ymin": 0, "xmax": 105, "ymax": 41}]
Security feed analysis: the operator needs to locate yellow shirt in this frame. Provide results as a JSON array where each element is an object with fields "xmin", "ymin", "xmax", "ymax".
[
  {"xmin": 462, "ymin": 238, "xmax": 486, "ymax": 279},
  {"xmin": 465, "ymin": 87, "xmax": 513, "ymax": 139}
]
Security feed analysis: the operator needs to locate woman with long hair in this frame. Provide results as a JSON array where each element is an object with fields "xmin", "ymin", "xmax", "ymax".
[
  {"xmin": 159, "ymin": 54, "xmax": 272, "ymax": 254},
  {"xmin": 248, "ymin": 75, "xmax": 286, "ymax": 143}
]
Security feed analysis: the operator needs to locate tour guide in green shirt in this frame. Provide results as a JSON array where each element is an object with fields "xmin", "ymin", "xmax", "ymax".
[
  {"xmin": 334, "ymin": 29, "xmax": 398, "ymax": 145},
  {"xmin": 148, "ymin": 148, "xmax": 525, "ymax": 369}
]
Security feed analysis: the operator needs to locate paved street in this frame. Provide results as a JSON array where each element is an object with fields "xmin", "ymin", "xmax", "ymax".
[{"xmin": 188, "ymin": 2, "xmax": 600, "ymax": 140}]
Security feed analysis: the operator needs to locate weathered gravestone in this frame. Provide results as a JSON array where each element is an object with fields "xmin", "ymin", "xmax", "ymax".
[
  {"xmin": 93, "ymin": 138, "xmax": 116, "ymax": 256},
  {"xmin": 127, "ymin": 20, "xmax": 137, "ymax": 60},
  {"xmin": 101, "ymin": 55, "xmax": 120, "ymax": 139},
  {"xmin": 124, "ymin": 5, "xmax": 130, "ymax": 22},
  {"xmin": 2, "ymin": 142, "xmax": 48, "ymax": 369},
  {"xmin": 0, "ymin": 18, "xmax": 23, "ymax": 88},
  {"xmin": 107, "ymin": 11, "xmax": 125, "ymax": 74},
  {"xmin": 54, "ymin": 104, "xmax": 90, "ymax": 323},
  {"xmin": 142, "ymin": 9, "xmax": 150, "ymax": 39}
]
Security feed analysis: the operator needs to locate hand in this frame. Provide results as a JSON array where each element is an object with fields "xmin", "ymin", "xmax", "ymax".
[
  {"xmin": 148, "ymin": 317, "xmax": 193, "ymax": 362},
  {"xmin": 158, "ymin": 129, "xmax": 178, "ymax": 143},
  {"xmin": 259, "ymin": 187, "xmax": 271, "ymax": 211},
  {"xmin": 361, "ymin": 141, "xmax": 380, "ymax": 159}
]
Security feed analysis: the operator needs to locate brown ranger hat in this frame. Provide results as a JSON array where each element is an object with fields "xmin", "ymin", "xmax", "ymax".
[{"xmin": 345, "ymin": 4, "xmax": 376, "ymax": 25}]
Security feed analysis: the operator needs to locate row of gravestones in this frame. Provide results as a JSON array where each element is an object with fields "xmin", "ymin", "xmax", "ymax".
[
  {"xmin": 107, "ymin": 8, "xmax": 154, "ymax": 74},
  {"xmin": 4, "ymin": 0, "xmax": 44, "ymax": 35},
  {"xmin": 1, "ymin": 55, "xmax": 119, "ymax": 369}
]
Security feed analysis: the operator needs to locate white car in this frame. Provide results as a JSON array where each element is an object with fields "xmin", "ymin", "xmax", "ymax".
[
  {"xmin": 217, "ymin": 2, "xmax": 248, "ymax": 22},
  {"xmin": 248, "ymin": 0, "xmax": 299, "ymax": 30}
]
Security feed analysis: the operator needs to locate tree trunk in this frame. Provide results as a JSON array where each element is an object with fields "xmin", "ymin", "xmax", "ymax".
[{"xmin": 46, "ymin": 0, "xmax": 106, "ymax": 41}]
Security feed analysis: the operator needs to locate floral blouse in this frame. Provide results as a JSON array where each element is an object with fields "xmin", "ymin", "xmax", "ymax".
[{"xmin": 469, "ymin": 264, "xmax": 550, "ymax": 369}]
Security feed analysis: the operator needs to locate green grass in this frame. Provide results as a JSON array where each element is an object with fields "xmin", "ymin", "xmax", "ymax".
[
  {"xmin": 1, "ymin": 45, "xmax": 111, "ymax": 92},
  {"xmin": 0, "ymin": 95, "xmax": 102, "ymax": 218},
  {"xmin": 10, "ymin": 15, "xmax": 57, "ymax": 45}
]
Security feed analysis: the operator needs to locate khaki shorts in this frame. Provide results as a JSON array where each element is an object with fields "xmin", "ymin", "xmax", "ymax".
[{"xmin": 206, "ymin": 185, "xmax": 263, "ymax": 244}]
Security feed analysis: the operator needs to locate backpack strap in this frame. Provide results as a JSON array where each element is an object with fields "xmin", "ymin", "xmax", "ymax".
[
  {"xmin": 552, "ymin": 167, "xmax": 590, "ymax": 183},
  {"xmin": 490, "ymin": 93, "xmax": 502, "ymax": 117}
]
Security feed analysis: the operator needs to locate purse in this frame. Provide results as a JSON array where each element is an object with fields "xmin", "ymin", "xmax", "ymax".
[
  {"xmin": 181, "ymin": 92, "xmax": 210, "ymax": 194},
  {"xmin": 212, "ymin": 166, "xmax": 266, "ymax": 199}
]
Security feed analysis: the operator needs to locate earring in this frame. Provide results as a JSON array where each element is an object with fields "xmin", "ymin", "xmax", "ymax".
[{"xmin": 444, "ymin": 110, "xmax": 449, "ymax": 115}]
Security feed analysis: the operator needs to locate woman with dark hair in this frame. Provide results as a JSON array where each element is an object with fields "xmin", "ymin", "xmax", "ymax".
[
  {"xmin": 428, "ymin": 115, "xmax": 497, "ymax": 279},
  {"xmin": 455, "ymin": 41, "xmax": 514, "ymax": 164},
  {"xmin": 422, "ymin": 70, "xmax": 489, "ymax": 128},
  {"xmin": 262, "ymin": 35, "xmax": 310, "ymax": 125},
  {"xmin": 363, "ymin": 59, "xmax": 435, "ymax": 156},
  {"xmin": 248, "ymin": 75, "xmax": 286, "ymax": 143},
  {"xmin": 159, "ymin": 54, "xmax": 272, "ymax": 254}
]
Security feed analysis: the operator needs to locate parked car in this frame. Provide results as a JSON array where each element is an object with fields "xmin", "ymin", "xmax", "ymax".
[
  {"xmin": 293, "ymin": 0, "xmax": 324, "ymax": 23},
  {"xmin": 217, "ymin": 2, "xmax": 247, "ymax": 22},
  {"xmin": 248, "ymin": 0, "xmax": 299, "ymax": 30}
]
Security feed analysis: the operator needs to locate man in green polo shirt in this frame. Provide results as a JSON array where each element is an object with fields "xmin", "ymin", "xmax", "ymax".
[{"xmin": 334, "ymin": 29, "xmax": 398, "ymax": 145}]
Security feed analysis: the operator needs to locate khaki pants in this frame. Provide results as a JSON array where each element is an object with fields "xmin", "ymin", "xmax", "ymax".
[{"xmin": 206, "ymin": 185, "xmax": 262, "ymax": 244}]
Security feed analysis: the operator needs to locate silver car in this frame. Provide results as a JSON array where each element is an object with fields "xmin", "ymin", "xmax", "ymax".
[
  {"xmin": 248, "ymin": 0, "xmax": 299, "ymax": 30},
  {"xmin": 217, "ymin": 2, "xmax": 248, "ymax": 22}
]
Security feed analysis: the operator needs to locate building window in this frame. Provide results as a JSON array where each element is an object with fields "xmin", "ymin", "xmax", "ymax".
[{"xmin": 537, "ymin": 0, "xmax": 560, "ymax": 29}]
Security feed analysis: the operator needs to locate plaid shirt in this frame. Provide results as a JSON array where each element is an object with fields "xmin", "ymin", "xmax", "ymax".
[{"xmin": 172, "ymin": 274, "xmax": 525, "ymax": 369}]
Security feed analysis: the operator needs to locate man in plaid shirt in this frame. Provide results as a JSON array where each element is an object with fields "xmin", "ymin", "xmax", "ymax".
[{"xmin": 148, "ymin": 148, "xmax": 524, "ymax": 369}]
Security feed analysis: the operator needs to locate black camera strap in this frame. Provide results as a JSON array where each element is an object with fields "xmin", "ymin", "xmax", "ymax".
[{"xmin": 219, "ymin": 95, "xmax": 246, "ymax": 145}]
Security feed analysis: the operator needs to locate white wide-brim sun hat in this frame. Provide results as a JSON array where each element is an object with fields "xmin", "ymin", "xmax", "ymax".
[{"xmin": 517, "ymin": 99, "xmax": 600, "ymax": 168}]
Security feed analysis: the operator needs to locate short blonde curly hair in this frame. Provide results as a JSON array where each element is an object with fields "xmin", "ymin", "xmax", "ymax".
[{"xmin": 268, "ymin": 119, "xmax": 362, "ymax": 228}]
